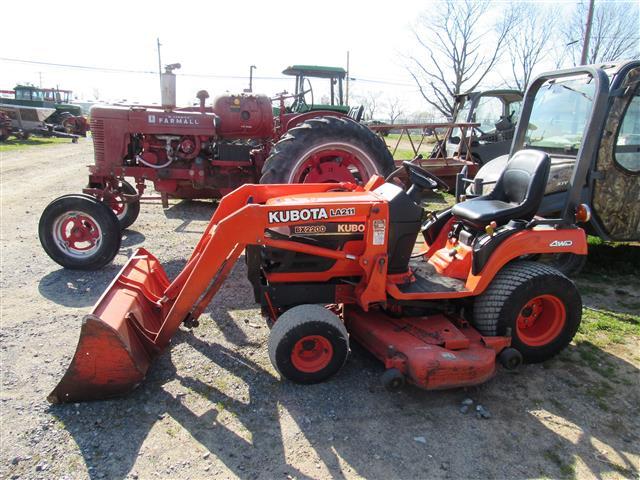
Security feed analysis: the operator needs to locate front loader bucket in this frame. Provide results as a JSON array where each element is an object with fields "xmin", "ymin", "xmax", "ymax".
[{"xmin": 48, "ymin": 248, "xmax": 170, "ymax": 403}]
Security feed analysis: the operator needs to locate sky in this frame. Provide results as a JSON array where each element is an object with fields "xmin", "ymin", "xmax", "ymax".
[
  {"xmin": 1, "ymin": 0, "xmax": 426, "ymax": 107},
  {"xmin": 0, "ymin": 0, "xmax": 629, "ymax": 119}
]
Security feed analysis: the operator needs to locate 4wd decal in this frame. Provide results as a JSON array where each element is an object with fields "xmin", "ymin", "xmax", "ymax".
[
  {"xmin": 549, "ymin": 240, "xmax": 573, "ymax": 247},
  {"xmin": 268, "ymin": 207, "xmax": 357, "ymax": 224}
]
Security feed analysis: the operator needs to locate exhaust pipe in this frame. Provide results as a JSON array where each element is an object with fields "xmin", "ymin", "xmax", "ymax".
[{"xmin": 160, "ymin": 63, "xmax": 181, "ymax": 111}]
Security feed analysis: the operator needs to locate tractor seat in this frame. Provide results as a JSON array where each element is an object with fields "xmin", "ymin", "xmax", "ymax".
[{"xmin": 451, "ymin": 149, "xmax": 551, "ymax": 229}]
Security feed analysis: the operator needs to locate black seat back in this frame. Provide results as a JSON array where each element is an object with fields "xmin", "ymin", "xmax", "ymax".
[{"xmin": 488, "ymin": 149, "xmax": 551, "ymax": 219}]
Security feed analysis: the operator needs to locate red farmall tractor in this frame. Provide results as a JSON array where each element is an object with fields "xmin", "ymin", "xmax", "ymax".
[{"xmin": 39, "ymin": 65, "xmax": 394, "ymax": 270}]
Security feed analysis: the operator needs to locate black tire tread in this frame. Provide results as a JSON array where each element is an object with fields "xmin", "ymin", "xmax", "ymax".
[
  {"xmin": 268, "ymin": 304, "xmax": 348, "ymax": 378},
  {"xmin": 473, "ymin": 261, "xmax": 570, "ymax": 335},
  {"xmin": 260, "ymin": 116, "xmax": 394, "ymax": 184},
  {"xmin": 473, "ymin": 260, "xmax": 581, "ymax": 363},
  {"xmin": 39, "ymin": 194, "xmax": 121, "ymax": 270},
  {"xmin": 113, "ymin": 179, "xmax": 140, "ymax": 230}
]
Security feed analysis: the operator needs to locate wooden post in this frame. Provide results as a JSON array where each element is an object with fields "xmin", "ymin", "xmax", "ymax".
[{"xmin": 580, "ymin": 0, "xmax": 595, "ymax": 65}]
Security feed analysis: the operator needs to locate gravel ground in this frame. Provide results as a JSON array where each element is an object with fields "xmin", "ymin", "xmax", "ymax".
[{"xmin": 1, "ymin": 140, "xmax": 638, "ymax": 480}]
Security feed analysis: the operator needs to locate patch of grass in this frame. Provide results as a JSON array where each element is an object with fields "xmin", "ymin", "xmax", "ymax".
[
  {"xmin": 543, "ymin": 449, "xmax": 576, "ymax": 479},
  {"xmin": 421, "ymin": 191, "xmax": 456, "ymax": 213},
  {"xmin": 0, "ymin": 136, "xmax": 73, "ymax": 152},
  {"xmin": 393, "ymin": 149, "xmax": 420, "ymax": 160},
  {"xmin": 577, "ymin": 307, "xmax": 640, "ymax": 346}
]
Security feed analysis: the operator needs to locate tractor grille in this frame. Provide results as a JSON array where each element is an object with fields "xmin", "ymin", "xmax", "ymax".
[{"xmin": 91, "ymin": 118, "xmax": 105, "ymax": 163}]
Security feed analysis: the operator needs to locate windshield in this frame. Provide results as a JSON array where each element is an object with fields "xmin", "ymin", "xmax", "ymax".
[
  {"xmin": 290, "ymin": 75, "xmax": 343, "ymax": 112},
  {"xmin": 525, "ymin": 76, "xmax": 595, "ymax": 153},
  {"xmin": 455, "ymin": 98, "xmax": 472, "ymax": 123},
  {"xmin": 474, "ymin": 96, "xmax": 504, "ymax": 132}
]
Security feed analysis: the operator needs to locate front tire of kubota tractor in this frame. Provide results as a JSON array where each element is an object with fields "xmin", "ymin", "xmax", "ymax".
[
  {"xmin": 473, "ymin": 261, "xmax": 581, "ymax": 363},
  {"xmin": 260, "ymin": 116, "xmax": 395, "ymax": 184},
  {"xmin": 268, "ymin": 304, "xmax": 349, "ymax": 384},
  {"xmin": 104, "ymin": 180, "xmax": 141, "ymax": 230},
  {"xmin": 39, "ymin": 194, "xmax": 121, "ymax": 270}
]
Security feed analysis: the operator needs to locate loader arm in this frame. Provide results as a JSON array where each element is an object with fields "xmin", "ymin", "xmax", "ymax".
[{"xmin": 49, "ymin": 181, "xmax": 388, "ymax": 403}]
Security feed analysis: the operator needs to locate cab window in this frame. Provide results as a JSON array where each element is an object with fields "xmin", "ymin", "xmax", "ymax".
[
  {"xmin": 615, "ymin": 89, "xmax": 640, "ymax": 173},
  {"xmin": 473, "ymin": 96, "xmax": 503, "ymax": 132}
]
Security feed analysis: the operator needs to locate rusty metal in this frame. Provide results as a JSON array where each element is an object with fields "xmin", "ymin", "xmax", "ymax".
[{"xmin": 367, "ymin": 122, "xmax": 481, "ymax": 189}]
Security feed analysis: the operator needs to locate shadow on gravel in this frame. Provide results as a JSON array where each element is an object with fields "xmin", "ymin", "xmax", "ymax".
[
  {"xmin": 120, "ymin": 230, "xmax": 146, "ymax": 249},
  {"xmin": 47, "ymin": 331, "xmax": 639, "ymax": 479},
  {"xmin": 164, "ymin": 200, "xmax": 216, "ymax": 233},
  {"xmin": 37, "ymin": 264, "xmax": 122, "ymax": 307},
  {"xmin": 43, "ymin": 244, "xmax": 639, "ymax": 479},
  {"xmin": 36, "ymin": 258, "xmax": 189, "ymax": 309}
]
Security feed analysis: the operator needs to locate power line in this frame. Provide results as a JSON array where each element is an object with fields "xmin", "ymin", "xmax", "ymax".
[{"xmin": 0, "ymin": 56, "xmax": 421, "ymax": 89}]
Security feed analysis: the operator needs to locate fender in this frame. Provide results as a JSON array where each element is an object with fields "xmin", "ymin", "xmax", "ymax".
[
  {"xmin": 282, "ymin": 110, "xmax": 350, "ymax": 132},
  {"xmin": 465, "ymin": 227, "xmax": 587, "ymax": 293}
]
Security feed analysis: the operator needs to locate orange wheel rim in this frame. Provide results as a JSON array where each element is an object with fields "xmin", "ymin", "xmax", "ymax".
[
  {"xmin": 516, "ymin": 294, "xmax": 566, "ymax": 347},
  {"xmin": 291, "ymin": 335, "xmax": 333, "ymax": 373}
]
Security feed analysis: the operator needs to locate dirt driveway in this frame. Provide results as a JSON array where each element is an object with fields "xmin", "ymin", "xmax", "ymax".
[{"xmin": 1, "ymin": 140, "xmax": 638, "ymax": 479}]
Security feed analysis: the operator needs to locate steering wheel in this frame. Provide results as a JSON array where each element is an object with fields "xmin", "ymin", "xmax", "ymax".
[
  {"xmin": 402, "ymin": 161, "xmax": 450, "ymax": 191},
  {"xmin": 292, "ymin": 78, "xmax": 314, "ymax": 112}
]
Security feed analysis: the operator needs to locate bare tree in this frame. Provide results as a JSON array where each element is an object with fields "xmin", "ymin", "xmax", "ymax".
[
  {"xmin": 386, "ymin": 97, "xmax": 404, "ymax": 124},
  {"xmin": 506, "ymin": 4, "xmax": 558, "ymax": 91},
  {"xmin": 357, "ymin": 91, "xmax": 383, "ymax": 121},
  {"xmin": 563, "ymin": 1, "xmax": 639, "ymax": 65},
  {"xmin": 408, "ymin": 0, "xmax": 517, "ymax": 119}
]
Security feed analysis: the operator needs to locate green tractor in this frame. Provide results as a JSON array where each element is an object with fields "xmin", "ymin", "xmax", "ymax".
[
  {"xmin": 2, "ymin": 85, "xmax": 89, "ymax": 136},
  {"xmin": 276, "ymin": 65, "xmax": 360, "ymax": 118}
]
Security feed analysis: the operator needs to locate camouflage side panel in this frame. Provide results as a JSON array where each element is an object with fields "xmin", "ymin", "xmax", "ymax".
[{"xmin": 592, "ymin": 67, "xmax": 640, "ymax": 241}]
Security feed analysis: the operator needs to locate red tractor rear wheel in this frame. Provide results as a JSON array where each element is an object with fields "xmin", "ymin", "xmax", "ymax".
[{"xmin": 260, "ymin": 116, "xmax": 394, "ymax": 185}]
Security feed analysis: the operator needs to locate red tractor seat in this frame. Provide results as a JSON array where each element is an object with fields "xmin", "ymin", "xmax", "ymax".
[{"xmin": 452, "ymin": 149, "xmax": 551, "ymax": 229}]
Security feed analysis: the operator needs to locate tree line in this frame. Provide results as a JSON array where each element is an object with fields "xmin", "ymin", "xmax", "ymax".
[{"xmin": 360, "ymin": 0, "xmax": 639, "ymax": 123}]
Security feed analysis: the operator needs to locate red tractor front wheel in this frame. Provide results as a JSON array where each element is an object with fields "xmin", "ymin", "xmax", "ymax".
[
  {"xmin": 39, "ymin": 194, "xmax": 121, "ymax": 270},
  {"xmin": 261, "ymin": 116, "xmax": 394, "ymax": 185}
]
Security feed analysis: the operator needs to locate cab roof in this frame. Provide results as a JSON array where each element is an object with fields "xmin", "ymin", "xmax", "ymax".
[{"xmin": 282, "ymin": 65, "xmax": 346, "ymax": 79}]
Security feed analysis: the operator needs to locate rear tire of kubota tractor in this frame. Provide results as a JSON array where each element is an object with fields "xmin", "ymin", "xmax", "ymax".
[
  {"xmin": 473, "ymin": 261, "xmax": 581, "ymax": 363},
  {"xmin": 39, "ymin": 194, "xmax": 121, "ymax": 270},
  {"xmin": 268, "ymin": 304, "xmax": 349, "ymax": 384},
  {"xmin": 260, "ymin": 116, "xmax": 395, "ymax": 185}
]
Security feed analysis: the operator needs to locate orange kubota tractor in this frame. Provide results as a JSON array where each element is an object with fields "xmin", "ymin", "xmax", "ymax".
[{"xmin": 49, "ymin": 150, "xmax": 590, "ymax": 403}]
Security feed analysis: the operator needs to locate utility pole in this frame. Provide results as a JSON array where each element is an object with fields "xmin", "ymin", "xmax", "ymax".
[
  {"xmin": 580, "ymin": 0, "xmax": 595, "ymax": 65},
  {"xmin": 38, "ymin": 72, "xmax": 43, "ymax": 88},
  {"xmin": 156, "ymin": 38, "xmax": 162, "ymax": 80},
  {"xmin": 249, "ymin": 65, "xmax": 256, "ymax": 92},
  {"xmin": 345, "ymin": 51, "xmax": 350, "ymax": 105}
]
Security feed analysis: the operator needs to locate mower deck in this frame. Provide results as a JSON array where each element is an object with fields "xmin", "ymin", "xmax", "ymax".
[{"xmin": 345, "ymin": 308, "xmax": 510, "ymax": 390}]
